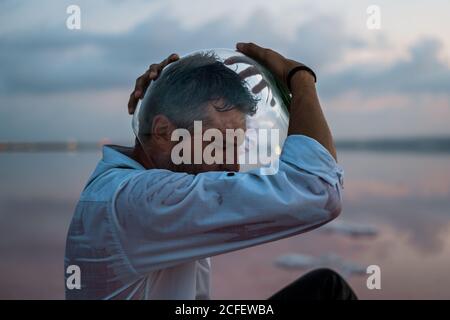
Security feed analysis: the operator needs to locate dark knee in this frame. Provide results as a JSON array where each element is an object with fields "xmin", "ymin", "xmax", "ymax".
[{"xmin": 305, "ymin": 268, "xmax": 344, "ymax": 282}]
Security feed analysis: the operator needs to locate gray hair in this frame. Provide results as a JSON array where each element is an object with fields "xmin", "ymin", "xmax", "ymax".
[{"xmin": 138, "ymin": 51, "xmax": 258, "ymax": 134}]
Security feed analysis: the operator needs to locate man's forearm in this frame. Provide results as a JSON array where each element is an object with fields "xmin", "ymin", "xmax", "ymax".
[{"xmin": 287, "ymin": 71, "xmax": 337, "ymax": 161}]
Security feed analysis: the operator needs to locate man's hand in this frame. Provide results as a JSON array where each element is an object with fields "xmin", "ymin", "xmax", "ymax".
[
  {"xmin": 127, "ymin": 53, "xmax": 180, "ymax": 114},
  {"xmin": 224, "ymin": 53, "xmax": 277, "ymax": 106},
  {"xmin": 233, "ymin": 42, "xmax": 336, "ymax": 160},
  {"xmin": 233, "ymin": 42, "xmax": 314, "ymax": 90}
]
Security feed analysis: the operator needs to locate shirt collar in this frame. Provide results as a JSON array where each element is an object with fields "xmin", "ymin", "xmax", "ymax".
[{"xmin": 102, "ymin": 144, "xmax": 145, "ymax": 171}]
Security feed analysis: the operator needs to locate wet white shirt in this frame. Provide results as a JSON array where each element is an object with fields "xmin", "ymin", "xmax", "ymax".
[{"xmin": 65, "ymin": 135, "xmax": 344, "ymax": 299}]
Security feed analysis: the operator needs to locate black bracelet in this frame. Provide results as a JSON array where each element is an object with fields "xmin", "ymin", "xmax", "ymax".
[{"xmin": 287, "ymin": 65, "xmax": 317, "ymax": 91}]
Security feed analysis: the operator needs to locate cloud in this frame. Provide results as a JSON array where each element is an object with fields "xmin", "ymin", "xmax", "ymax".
[
  {"xmin": 0, "ymin": 7, "xmax": 360, "ymax": 95},
  {"xmin": 2, "ymin": 4, "xmax": 449, "ymax": 99},
  {"xmin": 1, "ymin": 2, "xmax": 450, "ymax": 141},
  {"xmin": 320, "ymin": 37, "xmax": 450, "ymax": 98}
]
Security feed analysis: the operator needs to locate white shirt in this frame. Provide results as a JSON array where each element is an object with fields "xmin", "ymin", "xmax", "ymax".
[{"xmin": 64, "ymin": 135, "xmax": 344, "ymax": 299}]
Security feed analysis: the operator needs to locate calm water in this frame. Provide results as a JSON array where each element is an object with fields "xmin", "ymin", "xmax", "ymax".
[{"xmin": 0, "ymin": 150, "xmax": 450, "ymax": 299}]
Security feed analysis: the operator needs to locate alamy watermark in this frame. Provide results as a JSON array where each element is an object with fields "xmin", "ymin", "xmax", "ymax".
[
  {"xmin": 366, "ymin": 5, "xmax": 381, "ymax": 30},
  {"xmin": 66, "ymin": 5, "xmax": 81, "ymax": 30},
  {"xmin": 171, "ymin": 121, "xmax": 281, "ymax": 175},
  {"xmin": 66, "ymin": 264, "xmax": 81, "ymax": 290},
  {"xmin": 366, "ymin": 264, "xmax": 381, "ymax": 290}
]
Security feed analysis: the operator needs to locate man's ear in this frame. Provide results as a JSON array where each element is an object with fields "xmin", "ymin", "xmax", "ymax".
[{"xmin": 151, "ymin": 114, "xmax": 177, "ymax": 145}]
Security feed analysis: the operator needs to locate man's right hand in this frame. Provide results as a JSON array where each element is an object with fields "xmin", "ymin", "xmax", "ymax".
[{"xmin": 127, "ymin": 53, "xmax": 179, "ymax": 115}]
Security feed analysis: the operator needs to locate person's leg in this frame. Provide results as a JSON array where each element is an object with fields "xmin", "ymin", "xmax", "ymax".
[{"xmin": 267, "ymin": 268, "xmax": 358, "ymax": 300}]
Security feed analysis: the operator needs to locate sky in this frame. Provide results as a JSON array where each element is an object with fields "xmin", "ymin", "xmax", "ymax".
[{"xmin": 1, "ymin": 0, "xmax": 450, "ymax": 142}]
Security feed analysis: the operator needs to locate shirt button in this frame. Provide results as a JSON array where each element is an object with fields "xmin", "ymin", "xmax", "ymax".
[{"xmin": 338, "ymin": 174, "xmax": 344, "ymax": 187}]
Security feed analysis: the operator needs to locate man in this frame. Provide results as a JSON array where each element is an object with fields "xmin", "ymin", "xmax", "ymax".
[{"xmin": 65, "ymin": 42, "xmax": 357, "ymax": 300}]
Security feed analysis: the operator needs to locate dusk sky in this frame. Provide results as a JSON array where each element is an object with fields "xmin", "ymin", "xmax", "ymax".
[
  {"xmin": 1, "ymin": 1, "xmax": 450, "ymax": 300},
  {"xmin": 1, "ymin": 0, "xmax": 450, "ymax": 141}
]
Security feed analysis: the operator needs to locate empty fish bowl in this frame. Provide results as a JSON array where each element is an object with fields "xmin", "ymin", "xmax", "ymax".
[{"xmin": 132, "ymin": 48, "xmax": 291, "ymax": 174}]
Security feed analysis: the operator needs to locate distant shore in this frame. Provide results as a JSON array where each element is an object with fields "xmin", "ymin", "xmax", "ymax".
[{"xmin": 1, "ymin": 137, "xmax": 450, "ymax": 153}]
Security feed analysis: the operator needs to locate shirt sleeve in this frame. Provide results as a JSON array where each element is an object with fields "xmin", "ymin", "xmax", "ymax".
[{"xmin": 112, "ymin": 135, "xmax": 344, "ymax": 275}]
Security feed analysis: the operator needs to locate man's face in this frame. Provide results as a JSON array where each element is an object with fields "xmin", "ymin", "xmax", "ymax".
[{"xmin": 171, "ymin": 101, "xmax": 247, "ymax": 174}]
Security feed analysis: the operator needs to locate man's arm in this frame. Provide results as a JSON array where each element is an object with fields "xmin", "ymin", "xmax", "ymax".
[
  {"xmin": 112, "ymin": 137, "xmax": 342, "ymax": 274},
  {"xmin": 289, "ymin": 74, "xmax": 337, "ymax": 160},
  {"xmin": 235, "ymin": 42, "xmax": 337, "ymax": 160},
  {"xmin": 112, "ymin": 44, "xmax": 343, "ymax": 275}
]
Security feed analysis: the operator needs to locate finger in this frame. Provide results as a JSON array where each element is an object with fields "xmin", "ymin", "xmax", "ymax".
[
  {"xmin": 151, "ymin": 53, "xmax": 180, "ymax": 80},
  {"xmin": 148, "ymin": 63, "xmax": 160, "ymax": 79},
  {"xmin": 128, "ymin": 91, "xmax": 139, "ymax": 114},
  {"xmin": 238, "ymin": 66, "xmax": 260, "ymax": 79},
  {"xmin": 135, "ymin": 70, "xmax": 151, "ymax": 96},
  {"xmin": 163, "ymin": 53, "xmax": 180, "ymax": 66},
  {"xmin": 251, "ymin": 79, "xmax": 268, "ymax": 94},
  {"xmin": 224, "ymin": 55, "xmax": 254, "ymax": 66},
  {"xmin": 236, "ymin": 42, "xmax": 268, "ymax": 62},
  {"xmin": 270, "ymin": 97, "xmax": 276, "ymax": 107}
]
